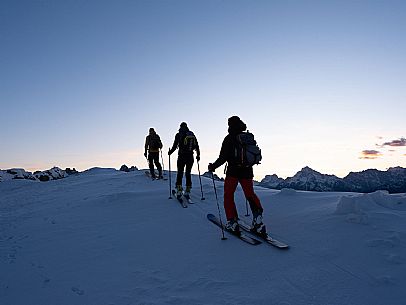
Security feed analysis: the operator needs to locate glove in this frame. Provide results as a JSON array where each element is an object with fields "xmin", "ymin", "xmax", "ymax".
[
  {"xmin": 208, "ymin": 163, "xmax": 215, "ymax": 172},
  {"xmin": 144, "ymin": 152, "xmax": 147, "ymax": 158},
  {"xmin": 196, "ymin": 155, "xmax": 200, "ymax": 161}
]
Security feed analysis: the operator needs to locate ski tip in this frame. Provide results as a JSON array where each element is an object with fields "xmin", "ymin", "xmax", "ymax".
[{"xmin": 266, "ymin": 236, "xmax": 289, "ymax": 249}]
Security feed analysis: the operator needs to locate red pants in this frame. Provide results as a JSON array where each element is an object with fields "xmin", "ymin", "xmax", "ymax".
[{"xmin": 224, "ymin": 176, "xmax": 263, "ymax": 221}]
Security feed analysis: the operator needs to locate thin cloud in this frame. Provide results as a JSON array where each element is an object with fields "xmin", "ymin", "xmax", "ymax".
[
  {"xmin": 379, "ymin": 137, "xmax": 406, "ymax": 147},
  {"xmin": 360, "ymin": 150, "xmax": 382, "ymax": 159}
]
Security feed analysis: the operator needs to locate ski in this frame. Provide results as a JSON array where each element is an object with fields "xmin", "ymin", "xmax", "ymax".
[
  {"xmin": 145, "ymin": 171, "xmax": 168, "ymax": 181},
  {"xmin": 172, "ymin": 190, "xmax": 188, "ymax": 208},
  {"xmin": 183, "ymin": 194, "xmax": 194, "ymax": 204},
  {"xmin": 144, "ymin": 171, "xmax": 156, "ymax": 180},
  {"xmin": 238, "ymin": 220, "xmax": 289, "ymax": 249},
  {"xmin": 207, "ymin": 214, "xmax": 261, "ymax": 246}
]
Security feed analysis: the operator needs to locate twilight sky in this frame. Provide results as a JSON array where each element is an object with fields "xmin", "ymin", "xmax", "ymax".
[{"xmin": 1, "ymin": 0, "xmax": 405, "ymax": 179}]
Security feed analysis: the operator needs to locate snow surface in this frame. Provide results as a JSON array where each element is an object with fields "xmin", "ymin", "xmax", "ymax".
[{"xmin": 1, "ymin": 169, "xmax": 406, "ymax": 305}]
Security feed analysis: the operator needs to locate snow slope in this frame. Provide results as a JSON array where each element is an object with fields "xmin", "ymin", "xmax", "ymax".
[{"xmin": 1, "ymin": 169, "xmax": 405, "ymax": 305}]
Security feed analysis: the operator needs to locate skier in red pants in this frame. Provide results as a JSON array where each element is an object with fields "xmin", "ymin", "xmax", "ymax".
[{"xmin": 208, "ymin": 116, "xmax": 265, "ymax": 234}]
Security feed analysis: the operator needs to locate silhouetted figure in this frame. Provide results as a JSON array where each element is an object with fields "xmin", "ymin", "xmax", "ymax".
[
  {"xmin": 144, "ymin": 128, "xmax": 163, "ymax": 179},
  {"xmin": 168, "ymin": 122, "xmax": 200, "ymax": 197},
  {"xmin": 208, "ymin": 116, "xmax": 265, "ymax": 234}
]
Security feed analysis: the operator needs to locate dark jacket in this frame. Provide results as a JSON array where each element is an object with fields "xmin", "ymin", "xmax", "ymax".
[
  {"xmin": 145, "ymin": 131, "xmax": 162, "ymax": 153},
  {"xmin": 169, "ymin": 126, "xmax": 200, "ymax": 157},
  {"xmin": 211, "ymin": 125, "xmax": 254, "ymax": 179}
]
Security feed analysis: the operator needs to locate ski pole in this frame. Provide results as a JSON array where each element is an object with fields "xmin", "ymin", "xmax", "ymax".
[
  {"xmin": 145, "ymin": 150, "xmax": 152, "ymax": 173},
  {"xmin": 168, "ymin": 152, "xmax": 172, "ymax": 199},
  {"xmin": 146, "ymin": 156, "xmax": 151, "ymax": 176},
  {"xmin": 160, "ymin": 149, "xmax": 165, "ymax": 173},
  {"xmin": 197, "ymin": 160, "xmax": 205, "ymax": 200},
  {"xmin": 211, "ymin": 172, "xmax": 226, "ymax": 240},
  {"xmin": 245, "ymin": 199, "xmax": 250, "ymax": 216}
]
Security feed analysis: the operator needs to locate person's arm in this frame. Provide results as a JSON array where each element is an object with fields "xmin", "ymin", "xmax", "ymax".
[
  {"xmin": 168, "ymin": 133, "xmax": 179, "ymax": 155},
  {"xmin": 158, "ymin": 135, "xmax": 163, "ymax": 149},
  {"xmin": 144, "ymin": 136, "xmax": 149, "ymax": 158},
  {"xmin": 209, "ymin": 136, "xmax": 229, "ymax": 171},
  {"xmin": 195, "ymin": 137, "xmax": 200, "ymax": 161}
]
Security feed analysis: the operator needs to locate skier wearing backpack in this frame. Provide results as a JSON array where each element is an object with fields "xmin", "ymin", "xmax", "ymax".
[
  {"xmin": 144, "ymin": 128, "xmax": 163, "ymax": 179},
  {"xmin": 168, "ymin": 122, "xmax": 200, "ymax": 197},
  {"xmin": 208, "ymin": 116, "xmax": 265, "ymax": 234}
]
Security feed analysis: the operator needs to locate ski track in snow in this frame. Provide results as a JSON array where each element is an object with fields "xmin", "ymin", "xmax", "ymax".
[{"xmin": 0, "ymin": 169, "xmax": 405, "ymax": 305}]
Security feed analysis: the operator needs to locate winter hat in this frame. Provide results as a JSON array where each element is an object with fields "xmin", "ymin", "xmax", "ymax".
[
  {"xmin": 228, "ymin": 116, "xmax": 241, "ymax": 127},
  {"xmin": 228, "ymin": 116, "xmax": 246, "ymax": 132},
  {"xmin": 149, "ymin": 127, "xmax": 155, "ymax": 133},
  {"xmin": 180, "ymin": 122, "xmax": 187, "ymax": 128}
]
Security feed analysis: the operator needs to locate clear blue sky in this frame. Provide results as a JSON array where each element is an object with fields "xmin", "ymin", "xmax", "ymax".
[{"xmin": 1, "ymin": 0, "xmax": 405, "ymax": 179}]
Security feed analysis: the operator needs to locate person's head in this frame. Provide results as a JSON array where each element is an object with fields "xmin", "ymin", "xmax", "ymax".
[
  {"xmin": 228, "ymin": 116, "xmax": 246, "ymax": 133},
  {"xmin": 149, "ymin": 127, "xmax": 155, "ymax": 134},
  {"xmin": 179, "ymin": 122, "xmax": 189, "ymax": 132}
]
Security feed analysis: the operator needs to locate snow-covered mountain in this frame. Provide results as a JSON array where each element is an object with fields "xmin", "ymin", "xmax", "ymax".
[
  {"xmin": 1, "ymin": 168, "xmax": 405, "ymax": 305},
  {"xmin": 0, "ymin": 167, "xmax": 68, "ymax": 182},
  {"xmin": 202, "ymin": 171, "xmax": 224, "ymax": 181},
  {"xmin": 285, "ymin": 166, "xmax": 347, "ymax": 192},
  {"xmin": 344, "ymin": 166, "xmax": 406, "ymax": 193},
  {"xmin": 260, "ymin": 166, "xmax": 406, "ymax": 193},
  {"xmin": 258, "ymin": 173, "xmax": 284, "ymax": 188},
  {"xmin": 0, "ymin": 168, "xmax": 37, "ymax": 181}
]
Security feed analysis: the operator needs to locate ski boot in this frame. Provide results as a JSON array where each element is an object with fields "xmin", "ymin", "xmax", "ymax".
[
  {"xmin": 176, "ymin": 185, "xmax": 183, "ymax": 199},
  {"xmin": 252, "ymin": 214, "xmax": 266, "ymax": 236},
  {"xmin": 184, "ymin": 186, "xmax": 191, "ymax": 199},
  {"xmin": 225, "ymin": 218, "xmax": 240, "ymax": 235}
]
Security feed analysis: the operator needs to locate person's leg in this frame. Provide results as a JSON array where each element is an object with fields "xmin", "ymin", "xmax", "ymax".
[
  {"xmin": 148, "ymin": 153, "xmax": 155, "ymax": 178},
  {"xmin": 223, "ymin": 176, "xmax": 239, "ymax": 221},
  {"xmin": 184, "ymin": 154, "xmax": 194, "ymax": 192},
  {"xmin": 240, "ymin": 178, "xmax": 266, "ymax": 233},
  {"xmin": 176, "ymin": 155, "xmax": 186, "ymax": 193},
  {"xmin": 240, "ymin": 178, "xmax": 263, "ymax": 217},
  {"xmin": 153, "ymin": 153, "xmax": 162, "ymax": 177}
]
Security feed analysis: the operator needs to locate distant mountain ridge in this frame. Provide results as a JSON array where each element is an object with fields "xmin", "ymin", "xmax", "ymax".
[
  {"xmin": 259, "ymin": 166, "xmax": 406, "ymax": 193},
  {"xmin": 2, "ymin": 165, "xmax": 405, "ymax": 193}
]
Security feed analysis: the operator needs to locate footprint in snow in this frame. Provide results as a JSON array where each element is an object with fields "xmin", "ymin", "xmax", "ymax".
[
  {"xmin": 71, "ymin": 286, "xmax": 85, "ymax": 295},
  {"xmin": 385, "ymin": 253, "xmax": 403, "ymax": 265}
]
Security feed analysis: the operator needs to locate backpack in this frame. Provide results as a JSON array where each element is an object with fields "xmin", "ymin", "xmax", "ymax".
[
  {"xmin": 180, "ymin": 131, "xmax": 197, "ymax": 152},
  {"xmin": 234, "ymin": 131, "xmax": 262, "ymax": 167},
  {"xmin": 149, "ymin": 134, "xmax": 162, "ymax": 150}
]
